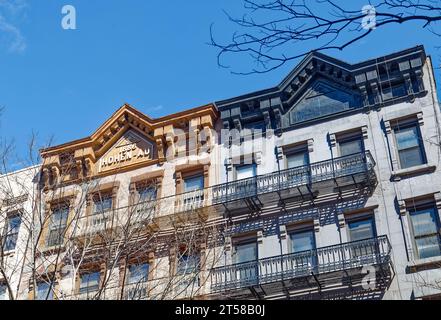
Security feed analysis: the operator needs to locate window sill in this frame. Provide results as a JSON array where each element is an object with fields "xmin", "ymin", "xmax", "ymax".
[
  {"xmin": 391, "ymin": 164, "xmax": 436, "ymax": 181},
  {"xmin": 407, "ymin": 255, "xmax": 441, "ymax": 273}
]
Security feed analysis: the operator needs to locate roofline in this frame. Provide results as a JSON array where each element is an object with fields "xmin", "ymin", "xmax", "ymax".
[
  {"xmin": 40, "ymin": 103, "xmax": 218, "ymax": 155},
  {"xmin": 216, "ymin": 45, "xmax": 426, "ymax": 108}
]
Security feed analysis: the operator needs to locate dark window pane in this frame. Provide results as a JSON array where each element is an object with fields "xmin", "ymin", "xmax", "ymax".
[
  {"xmin": 184, "ymin": 176, "xmax": 204, "ymax": 192},
  {"xmin": 290, "ymin": 230, "xmax": 316, "ymax": 253},
  {"xmin": 94, "ymin": 196, "xmax": 113, "ymax": 213},
  {"xmin": 410, "ymin": 206, "xmax": 441, "ymax": 259},
  {"xmin": 289, "ymin": 83, "xmax": 360, "ymax": 124},
  {"xmin": 128, "ymin": 264, "xmax": 149, "ymax": 284},
  {"xmin": 3, "ymin": 215, "xmax": 21, "ymax": 251},
  {"xmin": 287, "ymin": 151, "xmax": 309, "ymax": 169},
  {"xmin": 235, "ymin": 242, "xmax": 257, "ymax": 264},
  {"xmin": 36, "ymin": 282, "xmax": 53, "ymax": 300},
  {"xmin": 339, "ymin": 138, "xmax": 364, "ymax": 157},
  {"xmin": 398, "ymin": 147, "xmax": 424, "ymax": 169},
  {"xmin": 348, "ymin": 218, "xmax": 376, "ymax": 242},
  {"xmin": 80, "ymin": 272, "xmax": 100, "ymax": 294},
  {"xmin": 395, "ymin": 125, "xmax": 425, "ymax": 169}
]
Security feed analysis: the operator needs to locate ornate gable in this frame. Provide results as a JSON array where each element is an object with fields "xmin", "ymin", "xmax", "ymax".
[{"xmin": 40, "ymin": 103, "xmax": 218, "ymax": 189}]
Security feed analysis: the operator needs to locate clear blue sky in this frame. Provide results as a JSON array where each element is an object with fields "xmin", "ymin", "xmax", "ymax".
[{"xmin": 0, "ymin": 0, "xmax": 440, "ymax": 170}]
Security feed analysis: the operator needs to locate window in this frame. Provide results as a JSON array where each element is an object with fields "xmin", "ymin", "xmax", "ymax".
[
  {"xmin": 177, "ymin": 251, "xmax": 199, "ymax": 275},
  {"xmin": 290, "ymin": 229, "xmax": 316, "ymax": 253},
  {"xmin": 347, "ymin": 216, "xmax": 377, "ymax": 258},
  {"xmin": 409, "ymin": 204, "xmax": 441, "ymax": 259},
  {"xmin": 184, "ymin": 175, "xmax": 204, "ymax": 193},
  {"xmin": 394, "ymin": 122, "xmax": 426, "ymax": 169},
  {"xmin": 46, "ymin": 205, "xmax": 69, "ymax": 247},
  {"xmin": 93, "ymin": 194, "xmax": 113, "ymax": 214},
  {"xmin": 234, "ymin": 242, "xmax": 258, "ymax": 264},
  {"xmin": 347, "ymin": 217, "xmax": 377, "ymax": 242},
  {"xmin": 339, "ymin": 135, "xmax": 365, "ymax": 157},
  {"xmin": 79, "ymin": 272, "xmax": 100, "ymax": 295},
  {"xmin": 3, "ymin": 214, "xmax": 21, "ymax": 251},
  {"xmin": 289, "ymin": 228, "xmax": 317, "ymax": 272},
  {"xmin": 286, "ymin": 149, "xmax": 309, "ymax": 169},
  {"xmin": 234, "ymin": 241, "xmax": 258, "ymax": 284},
  {"xmin": 35, "ymin": 282, "xmax": 54, "ymax": 300},
  {"xmin": 127, "ymin": 263, "xmax": 149, "ymax": 285},
  {"xmin": 138, "ymin": 186, "xmax": 157, "ymax": 203},
  {"xmin": 0, "ymin": 283, "xmax": 7, "ymax": 300},
  {"xmin": 289, "ymin": 82, "xmax": 360, "ymax": 125},
  {"xmin": 183, "ymin": 175, "xmax": 204, "ymax": 204},
  {"xmin": 125, "ymin": 263, "xmax": 149, "ymax": 300},
  {"xmin": 235, "ymin": 164, "xmax": 256, "ymax": 180},
  {"xmin": 382, "ymin": 82, "xmax": 407, "ymax": 100},
  {"xmin": 243, "ymin": 121, "xmax": 265, "ymax": 141}
]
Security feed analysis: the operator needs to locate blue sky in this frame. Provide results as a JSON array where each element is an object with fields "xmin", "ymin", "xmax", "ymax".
[{"xmin": 0, "ymin": 0, "xmax": 440, "ymax": 170}]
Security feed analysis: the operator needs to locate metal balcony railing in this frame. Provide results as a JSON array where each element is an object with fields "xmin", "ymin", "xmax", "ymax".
[
  {"xmin": 73, "ymin": 152, "xmax": 376, "ymax": 237},
  {"xmin": 212, "ymin": 151, "xmax": 375, "ymax": 205},
  {"xmin": 210, "ymin": 235, "xmax": 391, "ymax": 293}
]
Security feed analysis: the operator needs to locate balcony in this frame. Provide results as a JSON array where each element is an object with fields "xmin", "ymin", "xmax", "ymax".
[
  {"xmin": 210, "ymin": 236, "xmax": 392, "ymax": 299},
  {"xmin": 211, "ymin": 151, "xmax": 376, "ymax": 213},
  {"xmin": 73, "ymin": 152, "xmax": 376, "ymax": 238}
]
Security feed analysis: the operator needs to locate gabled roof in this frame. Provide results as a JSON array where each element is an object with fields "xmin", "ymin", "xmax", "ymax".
[
  {"xmin": 216, "ymin": 45, "xmax": 426, "ymax": 108},
  {"xmin": 40, "ymin": 103, "xmax": 217, "ymax": 158}
]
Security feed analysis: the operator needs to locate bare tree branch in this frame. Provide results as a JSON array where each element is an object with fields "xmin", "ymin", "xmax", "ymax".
[{"xmin": 210, "ymin": 0, "xmax": 441, "ymax": 74}]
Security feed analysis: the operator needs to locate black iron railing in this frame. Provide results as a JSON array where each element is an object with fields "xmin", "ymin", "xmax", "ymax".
[
  {"xmin": 210, "ymin": 235, "xmax": 391, "ymax": 293},
  {"xmin": 75, "ymin": 151, "xmax": 376, "ymax": 235},
  {"xmin": 212, "ymin": 151, "xmax": 375, "ymax": 204}
]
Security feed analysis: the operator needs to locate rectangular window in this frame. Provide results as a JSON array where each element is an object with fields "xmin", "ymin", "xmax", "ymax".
[
  {"xmin": 394, "ymin": 122, "xmax": 426, "ymax": 169},
  {"xmin": 138, "ymin": 186, "xmax": 157, "ymax": 203},
  {"xmin": 35, "ymin": 282, "xmax": 54, "ymax": 300},
  {"xmin": 289, "ymin": 228, "xmax": 317, "ymax": 272},
  {"xmin": 234, "ymin": 242, "xmax": 258, "ymax": 264},
  {"xmin": 3, "ymin": 214, "xmax": 21, "ymax": 252},
  {"xmin": 286, "ymin": 149, "xmax": 309, "ymax": 169},
  {"xmin": 339, "ymin": 135, "xmax": 365, "ymax": 157},
  {"xmin": 234, "ymin": 241, "xmax": 258, "ymax": 284},
  {"xmin": 184, "ymin": 175, "xmax": 204, "ymax": 193},
  {"xmin": 290, "ymin": 229, "xmax": 316, "ymax": 253},
  {"xmin": 409, "ymin": 204, "xmax": 441, "ymax": 259},
  {"xmin": 235, "ymin": 164, "xmax": 256, "ymax": 180},
  {"xmin": 93, "ymin": 194, "xmax": 113, "ymax": 214},
  {"xmin": 348, "ymin": 217, "xmax": 376, "ymax": 242},
  {"xmin": 127, "ymin": 263, "xmax": 149, "ymax": 285},
  {"xmin": 79, "ymin": 272, "xmax": 100, "ymax": 295},
  {"xmin": 347, "ymin": 216, "xmax": 377, "ymax": 258},
  {"xmin": 177, "ymin": 252, "xmax": 199, "ymax": 275},
  {"xmin": 183, "ymin": 175, "xmax": 204, "ymax": 205},
  {"xmin": 46, "ymin": 205, "xmax": 69, "ymax": 247}
]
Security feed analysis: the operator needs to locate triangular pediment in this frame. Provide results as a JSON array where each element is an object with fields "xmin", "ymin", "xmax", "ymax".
[
  {"xmin": 97, "ymin": 129, "xmax": 156, "ymax": 174},
  {"xmin": 285, "ymin": 79, "xmax": 361, "ymax": 125}
]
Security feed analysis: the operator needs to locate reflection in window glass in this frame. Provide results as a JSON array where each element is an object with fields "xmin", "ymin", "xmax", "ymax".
[
  {"xmin": 287, "ymin": 151, "xmax": 309, "ymax": 169},
  {"xmin": 410, "ymin": 206, "xmax": 441, "ymax": 259},
  {"xmin": 348, "ymin": 218, "xmax": 376, "ymax": 242},
  {"xmin": 394, "ymin": 124, "xmax": 426, "ymax": 169},
  {"xmin": 3, "ymin": 215, "xmax": 21, "ymax": 251},
  {"xmin": 127, "ymin": 264, "xmax": 149, "ymax": 284},
  {"xmin": 94, "ymin": 195, "xmax": 113, "ymax": 213},
  {"xmin": 289, "ymin": 82, "xmax": 360, "ymax": 125},
  {"xmin": 339, "ymin": 137, "xmax": 364, "ymax": 157},
  {"xmin": 236, "ymin": 164, "xmax": 256, "ymax": 180},
  {"xmin": 36, "ymin": 282, "xmax": 53, "ymax": 300},
  {"xmin": 80, "ymin": 272, "xmax": 100, "ymax": 294}
]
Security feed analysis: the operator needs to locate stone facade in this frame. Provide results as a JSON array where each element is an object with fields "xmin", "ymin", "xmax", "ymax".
[{"xmin": 0, "ymin": 45, "xmax": 440, "ymax": 300}]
